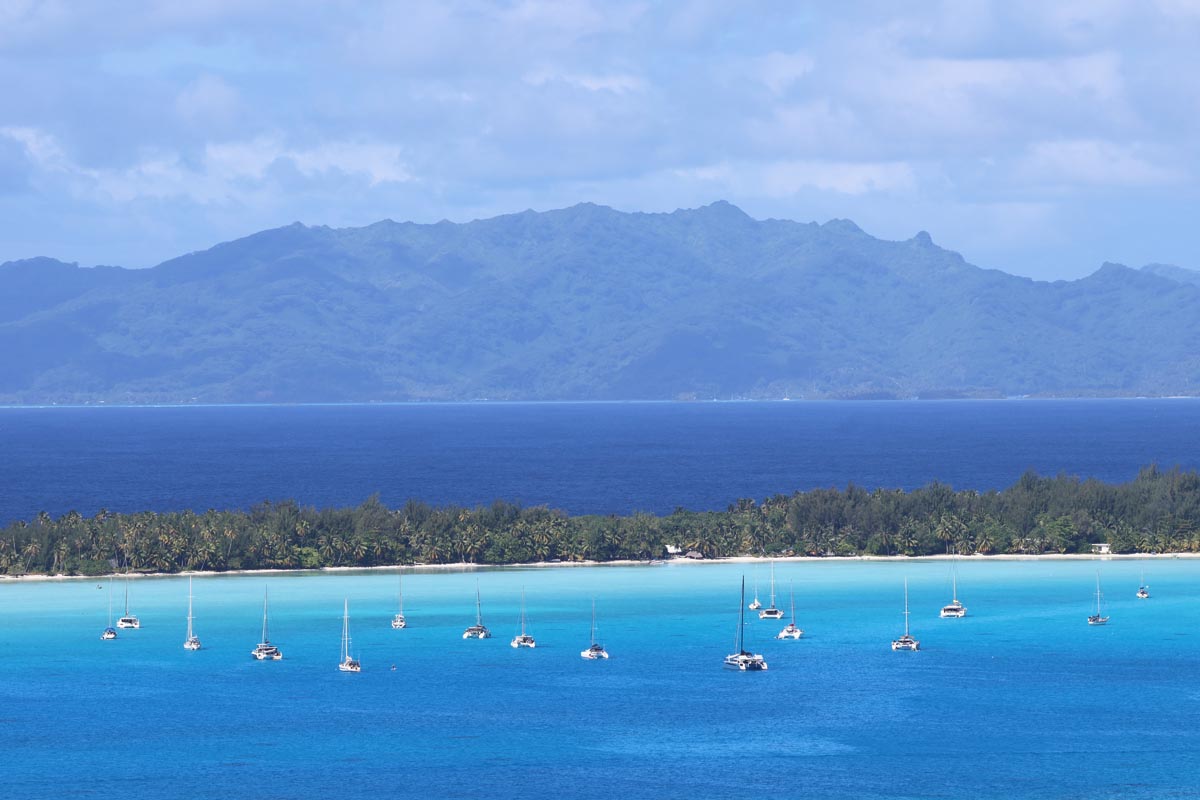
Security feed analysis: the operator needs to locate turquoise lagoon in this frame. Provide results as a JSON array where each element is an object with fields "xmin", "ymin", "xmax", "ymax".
[{"xmin": 2, "ymin": 558, "xmax": 1199, "ymax": 799}]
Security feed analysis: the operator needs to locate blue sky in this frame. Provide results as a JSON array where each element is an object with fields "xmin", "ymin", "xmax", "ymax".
[{"xmin": 1, "ymin": 0, "xmax": 1197, "ymax": 280}]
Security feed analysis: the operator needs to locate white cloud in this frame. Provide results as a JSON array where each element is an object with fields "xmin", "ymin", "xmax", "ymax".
[
  {"xmin": 523, "ymin": 68, "xmax": 645, "ymax": 94},
  {"xmin": 676, "ymin": 159, "xmax": 916, "ymax": 197},
  {"xmin": 756, "ymin": 51, "xmax": 815, "ymax": 95},
  {"xmin": 1016, "ymin": 139, "xmax": 1181, "ymax": 188}
]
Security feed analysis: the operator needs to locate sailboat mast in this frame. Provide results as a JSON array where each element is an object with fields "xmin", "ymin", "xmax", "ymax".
[
  {"xmin": 738, "ymin": 577, "xmax": 746, "ymax": 652},
  {"xmin": 475, "ymin": 584, "xmax": 483, "ymax": 626},
  {"xmin": 107, "ymin": 582, "xmax": 113, "ymax": 626},
  {"xmin": 903, "ymin": 578, "xmax": 911, "ymax": 636},
  {"xmin": 769, "ymin": 561, "xmax": 776, "ymax": 606},
  {"xmin": 342, "ymin": 598, "xmax": 350, "ymax": 661},
  {"xmin": 789, "ymin": 582, "xmax": 795, "ymax": 622},
  {"xmin": 124, "ymin": 582, "xmax": 130, "ymax": 616},
  {"xmin": 398, "ymin": 570, "xmax": 404, "ymax": 615},
  {"xmin": 520, "ymin": 588, "xmax": 527, "ymax": 635},
  {"xmin": 186, "ymin": 577, "xmax": 194, "ymax": 639},
  {"xmin": 590, "ymin": 599, "xmax": 597, "ymax": 646},
  {"xmin": 262, "ymin": 589, "xmax": 270, "ymax": 643}
]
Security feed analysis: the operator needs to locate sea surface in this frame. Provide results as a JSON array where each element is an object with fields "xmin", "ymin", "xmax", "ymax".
[
  {"xmin": 2, "ymin": 399, "xmax": 1200, "ymax": 525},
  {"xmin": 2, "ymin": 559, "xmax": 1198, "ymax": 799}
]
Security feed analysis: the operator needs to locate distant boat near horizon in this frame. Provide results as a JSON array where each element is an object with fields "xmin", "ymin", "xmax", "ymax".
[
  {"xmin": 776, "ymin": 581, "xmax": 803, "ymax": 640},
  {"xmin": 463, "ymin": 583, "xmax": 491, "ymax": 639},
  {"xmin": 892, "ymin": 579, "xmax": 919, "ymax": 651},
  {"xmin": 183, "ymin": 577, "xmax": 201, "ymax": 651},
  {"xmin": 251, "ymin": 588, "xmax": 283, "ymax": 660},
  {"xmin": 725, "ymin": 577, "xmax": 767, "ymax": 670},
  {"xmin": 940, "ymin": 566, "xmax": 967, "ymax": 618},
  {"xmin": 1136, "ymin": 570, "xmax": 1150, "ymax": 600}
]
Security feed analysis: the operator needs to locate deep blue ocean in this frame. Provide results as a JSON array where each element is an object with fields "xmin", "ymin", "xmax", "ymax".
[
  {"xmin": 2, "ymin": 399, "xmax": 1200, "ymax": 525},
  {"xmin": 3, "ymin": 400, "xmax": 1200, "ymax": 799}
]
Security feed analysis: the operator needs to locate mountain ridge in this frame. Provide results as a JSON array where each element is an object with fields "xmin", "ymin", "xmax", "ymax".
[{"xmin": 1, "ymin": 202, "xmax": 1197, "ymax": 403}]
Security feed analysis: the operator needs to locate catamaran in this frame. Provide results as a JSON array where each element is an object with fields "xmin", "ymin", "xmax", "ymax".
[
  {"xmin": 891, "ymin": 579, "xmax": 920, "ymax": 651},
  {"xmin": 776, "ymin": 582, "xmax": 803, "ymax": 639},
  {"xmin": 1088, "ymin": 573, "xmax": 1109, "ymax": 625},
  {"xmin": 251, "ymin": 589, "xmax": 283, "ymax": 660},
  {"xmin": 463, "ymin": 583, "xmax": 491, "ymax": 639},
  {"xmin": 338, "ymin": 599, "xmax": 361, "ymax": 672},
  {"xmin": 940, "ymin": 567, "xmax": 967, "ymax": 618},
  {"xmin": 101, "ymin": 583, "xmax": 118, "ymax": 640},
  {"xmin": 116, "ymin": 581, "xmax": 140, "ymax": 629},
  {"xmin": 183, "ymin": 577, "xmax": 201, "ymax": 650},
  {"xmin": 511, "ymin": 588, "xmax": 536, "ymax": 648},
  {"xmin": 580, "ymin": 599, "xmax": 608, "ymax": 659},
  {"xmin": 758, "ymin": 560, "xmax": 784, "ymax": 620},
  {"xmin": 391, "ymin": 569, "xmax": 407, "ymax": 629},
  {"xmin": 725, "ymin": 577, "xmax": 768, "ymax": 670},
  {"xmin": 748, "ymin": 574, "xmax": 762, "ymax": 610},
  {"xmin": 1136, "ymin": 570, "xmax": 1150, "ymax": 600}
]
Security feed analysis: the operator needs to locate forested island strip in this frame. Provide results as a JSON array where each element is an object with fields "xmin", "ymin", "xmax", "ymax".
[{"xmin": 2, "ymin": 466, "xmax": 1199, "ymax": 577}]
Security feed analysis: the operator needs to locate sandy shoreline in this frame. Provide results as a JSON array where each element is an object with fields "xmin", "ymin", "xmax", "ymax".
[{"xmin": 3, "ymin": 550, "xmax": 1197, "ymax": 582}]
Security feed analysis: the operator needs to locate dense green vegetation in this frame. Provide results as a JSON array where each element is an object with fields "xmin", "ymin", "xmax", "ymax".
[
  {"xmin": 3, "ymin": 203, "xmax": 1200, "ymax": 404},
  {"xmin": 3, "ymin": 467, "xmax": 1199, "ymax": 576}
]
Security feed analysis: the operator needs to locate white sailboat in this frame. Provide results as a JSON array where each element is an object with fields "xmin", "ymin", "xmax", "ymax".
[
  {"xmin": 391, "ymin": 569, "xmax": 407, "ymax": 629},
  {"xmin": 725, "ymin": 577, "xmax": 768, "ymax": 670},
  {"xmin": 776, "ymin": 581, "xmax": 803, "ymax": 639},
  {"xmin": 183, "ymin": 577, "xmax": 201, "ymax": 650},
  {"xmin": 580, "ymin": 599, "xmax": 609, "ymax": 659},
  {"xmin": 101, "ymin": 582, "xmax": 118, "ymax": 640},
  {"xmin": 511, "ymin": 588, "xmax": 536, "ymax": 648},
  {"xmin": 338, "ymin": 599, "xmax": 361, "ymax": 672},
  {"xmin": 758, "ymin": 560, "xmax": 784, "ymax": 620},
  {"xmin": 748, "ymin": 573, "xmax": 762, "ymax": 610},
  {"xmin": 116, "ymin": 581, "xmax": 140, "ymax": 629},
  {"xmin": 940, "ymin": 568, "xmax": 967, "ymax": 618},
  {"xmin": 1088, "ymin": 573, "xmax": 1109, "ymax": 625},
  {"xmin": 891, "ymin": 579, "xmax": 919, "ymax": 651},
  {"xmin": 463, "ymin": 583, "xmax": 491, "ymax": 639},
  {"xmin": 251, "ymin": 588, "xmax": 283, "ymax": 660},
  {"xmin": 1136, "ymin": 570, "xmax": 1150, "ymax": 600}
]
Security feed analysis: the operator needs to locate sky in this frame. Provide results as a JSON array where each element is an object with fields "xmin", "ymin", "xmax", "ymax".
[{"xmin": 1, "ymin": 0, "xmax": 1198, "ymax": 280}]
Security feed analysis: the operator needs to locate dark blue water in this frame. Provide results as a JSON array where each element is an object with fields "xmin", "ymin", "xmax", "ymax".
[{"xmin": 2, "ymin": 400, "xmax": 1200, "ymax": 524}]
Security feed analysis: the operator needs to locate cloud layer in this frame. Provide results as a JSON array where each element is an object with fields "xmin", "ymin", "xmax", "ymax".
[{"xmin": 1, "ymin": 0, "xmax": 1197, "ymax": 278}]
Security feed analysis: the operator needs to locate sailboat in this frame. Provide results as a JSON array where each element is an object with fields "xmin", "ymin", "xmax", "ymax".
[
  {"xmin": 725, "ymin": 577, "xmax": 768, "ymax": 670},
  {"xmin": 1088, "ymin": 573, "xmax": 1109, "ymax": 625},
  {"xmin": 338, "ymin": 599, "xmax": 361, "ymax": 672},
  {"xmin": 748, "ymin": 573, "xmax": 762, "ymax": 610},
  {"xmin": 776, "ymin": 581, "xmax": 803, "ymax": 639},
  {"xmin": 940, "ymin": 567, "xmax": 967, "ymax": 618},
  {"xmin": 251, "ymin": 589, "xmax": 283, "ymax": 660},
  {"xmin": 758, "ymin": 560, "xmax": 784, "ymax": 620},
  {"xmin": 1136, "ymin": 570, "xmax": 1150, "ymax": 600},
  {"xmin": 183, "ymin": 577, "xmax": 201, "ymax": 650},
  {"xmin": 463, "ymin": 583, "xmax": 491, "ymax": 639},
  {"xmin": 580, "ymin": 599, "xmax": 609, "ymax": 659},
  {"xmin": 100, "ymin": 582, "xmax": 118, "ymax": 640},
  {"xmin": 891, "ymin": 578, "xmax": 920, "ymax": 651},
  {"xmin": 391, "ymin": 569, "xmax": 407, "ymax": 629},
  {"xmin": 511, "ymin": 588, "xmax": 536, "ymax": 648},
  {"xmin": 116, "ymin": 581, "xmax": 140, "ymax": 629}
]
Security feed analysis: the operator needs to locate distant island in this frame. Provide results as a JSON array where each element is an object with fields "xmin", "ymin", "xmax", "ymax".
[
  {"xmin": 2, "ymin": 202, "xmax": 1199, "ymax": 404},
  {"xmin": 2, "ymin": 466, "xmax": 1195, "ymax": 577}
]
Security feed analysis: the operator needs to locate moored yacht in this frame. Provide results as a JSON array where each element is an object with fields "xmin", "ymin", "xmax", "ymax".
[
  {"xmin": 463, "ymin": 583, "xmax": 491, "ymax": 639},
  {"xmin": 251, "ymin": 589, "xmax": 283, "ymax": 660},
  {"xmin": 101, "ymin": 583, "xmax": 118, "ymax": 640},
  {"xmin": 725, "ymin": 577, "xmax": 768, "ymax": 670},
  {"xmin": 757, "ymin": 560, "xmax": 784, "ymax": 620},
  {"xmin": 183, "ymin": 577, "xmax": 201, "ymax": 651},
  {"xmin": 580, "ymin": 599, "xmax": 608, "ymax": 659},
  {"xmin": 338, "ymin": 599, "xmax": 361, "ymax": 672},
  {"xmin": 116, "ymin": 582, "xmax": 140, "ymax": 629},
  {"xmin": 1136, "ymin": 570, "xmax": 1150, "ymax": 600},
  {"xmin": 891, "ymin": 579, "xmax": 919, "ymax": 651},
  {"xmin": 511, "ymin": 588, "xmax": 536, "ymax": 648},
  {"xmin": 748, "ymin": 574, "xmax": 762, "ymax": 610},
  {"xmin": 939, "ymin": 568, "xmax": 967, "ymax": 618},
  {"xmin": 1088, "ymin": 573, "xmax": 1109, "ymax": 625},
  {"xmin": 391, "ymin": 569, "xmax": 407, "ymax": 629},
  {"xmin": 776, "ymin": 582, "xmax": 803, "ymax": 639}
]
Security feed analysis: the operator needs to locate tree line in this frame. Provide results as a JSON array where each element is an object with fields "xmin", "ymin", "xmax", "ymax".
[{"xmin": 2, "ymin": 466, "xmax": 1199, "ymax": 577}]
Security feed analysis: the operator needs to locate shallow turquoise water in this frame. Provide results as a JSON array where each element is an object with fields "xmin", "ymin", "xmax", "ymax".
[{"xmin": 2, "ymin": 559, "xmax": 1198, "ymax": 799}]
